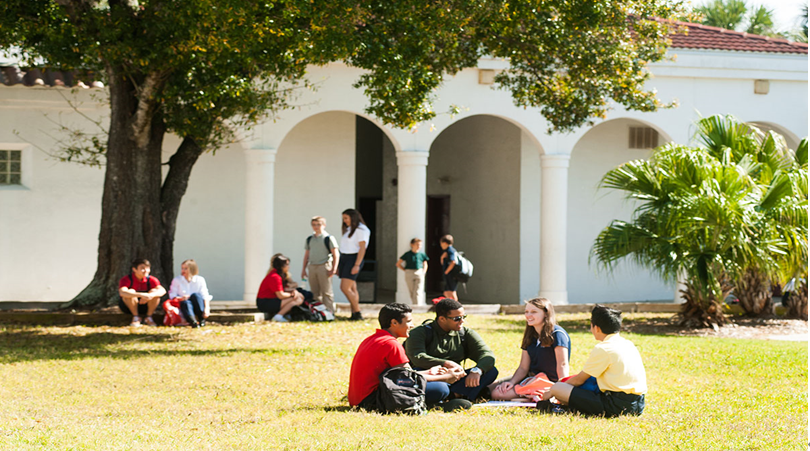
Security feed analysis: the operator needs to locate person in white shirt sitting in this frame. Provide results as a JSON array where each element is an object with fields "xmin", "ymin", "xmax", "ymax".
[{"xmin": 168, "ymin": 259, "xmax": 213, "ymax": 328}]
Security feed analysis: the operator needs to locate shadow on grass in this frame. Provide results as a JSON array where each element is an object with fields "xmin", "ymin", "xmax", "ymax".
[{"xmin": 0, "ymin": 329, "xmax": 318, "ymax": 364}]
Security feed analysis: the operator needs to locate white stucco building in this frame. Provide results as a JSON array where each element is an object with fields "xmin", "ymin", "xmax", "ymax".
[{"xmin": 1, "ymin": 23, "xmax": 807, "ymax": 307}]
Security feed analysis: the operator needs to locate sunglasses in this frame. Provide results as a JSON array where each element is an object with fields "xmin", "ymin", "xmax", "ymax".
[{"xmin": 445, "ymin": 315, "xmax": 467, "ymax": 322}]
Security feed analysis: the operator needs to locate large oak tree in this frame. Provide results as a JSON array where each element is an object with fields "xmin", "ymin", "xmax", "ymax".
[{"xmin": 0, "ymin": 0, "xmax": 686, "ymax": 308}]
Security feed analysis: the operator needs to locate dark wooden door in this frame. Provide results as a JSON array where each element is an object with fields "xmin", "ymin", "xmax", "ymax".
[{"xmin": 426, "ymin": 195, "xmax": 450, "ymax": 293}]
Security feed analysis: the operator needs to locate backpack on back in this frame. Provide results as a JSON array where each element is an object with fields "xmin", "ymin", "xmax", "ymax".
[
  {"xmin": 452, "ymin": 251, "xmax": 474, "ymax": 282},
  {"xmin": 306, "ymin": 235, "xmax": 334, "ymax": 252},
  {"xmin": 375, "ymin": 367, "xmax": 428, "ymax": 415}
]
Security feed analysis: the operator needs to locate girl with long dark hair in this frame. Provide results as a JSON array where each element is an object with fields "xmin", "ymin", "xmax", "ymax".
[
  {"xmin": 338, "ymin": 209, "xmax": 371, "ymax": 320},
  {"xmin": 256, "ymin": 253, "xmax": 304, "ymax": 322}
]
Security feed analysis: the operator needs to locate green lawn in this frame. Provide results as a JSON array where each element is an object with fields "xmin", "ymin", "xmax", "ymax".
[{"xmin": 0, "ymin": 313, "xmax": 806, "ymax": 450}]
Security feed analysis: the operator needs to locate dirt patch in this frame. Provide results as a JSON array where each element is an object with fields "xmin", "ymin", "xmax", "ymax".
[{"xmin": 623, "ymin": 314, "xmax": 808, "ymax": 340}]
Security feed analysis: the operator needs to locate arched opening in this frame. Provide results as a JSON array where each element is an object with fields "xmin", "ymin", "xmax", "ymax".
[
  {"xmin": 568, "ymin": 118, "xmax": 673, "ymax": 304},
  {"xmin": 274, "ymin": 111, "xmax": 398, "ymax": 304},
  {"xmin": 426, "ymin": 115, "xmax": 525, "ymax": 303},
  {"xmin": 749, "ymin": 121, "xmax": 801, "ymax": 150}
]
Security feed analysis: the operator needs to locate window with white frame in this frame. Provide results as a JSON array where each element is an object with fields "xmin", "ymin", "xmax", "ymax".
[{"xmin": 0, "ymin": 150, "xmax": 22, "ymax": 185}]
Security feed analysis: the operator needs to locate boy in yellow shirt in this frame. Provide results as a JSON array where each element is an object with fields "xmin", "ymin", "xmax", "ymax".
[{"xmin": 540, "ymin": 305, "xmax": 646, "ymax": 417}]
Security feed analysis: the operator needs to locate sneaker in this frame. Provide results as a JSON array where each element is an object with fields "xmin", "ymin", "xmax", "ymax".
[
  {"xmin": 272, "ymin": 314, "xmax": 288, "ymax": 322},
  {"xmin": 349, "ymin": 312, "xmax": 363, "ymax": 321},
  {"xmin": 441, "ymin": 399, "xmax": 473, "ymax": 412},
  {"xmin": 143, "ymin": 316, "xmax": 157, "ymax": 327},
  {"xmin": 190, "ymin": 320, "xmax": 200, "ymax": 328},
  {"xmin": 130, "ymin": 316, "xmax": 142, "ymax": 327},
  {"xmin": 550, "ymin": 404, "xmax": 568, "ymax": 414},
  {"xmin": 199, "ymin": 319, "xmax": 206, "ymax": 327}
]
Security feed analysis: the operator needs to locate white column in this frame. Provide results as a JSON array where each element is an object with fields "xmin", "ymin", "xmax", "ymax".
[
  {"xmin": 243, "ymin": 147, "xmax": 278, "ymax": 304},
  {"xmin": 396, "ymin": 151, "xmax": 429, "ymax": 305},
  {"xmin": 539, "ymin": 154, "xmax": 570, "ymax": 305}
]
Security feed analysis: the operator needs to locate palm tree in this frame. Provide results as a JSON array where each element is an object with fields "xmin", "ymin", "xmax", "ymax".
[
  {"xmin": 697, "ymin": 0, "xmax": 747, "ymax": 30},
  {"xmin": 591, "ymin": 142, "xmax": 764, "ymax": 328},
  {"xmin": 695, "ymin": 116, "xmax": 808, "ymax": 318},
  {"xmin": 697, "ymin": 0, "xmax": 782, "ymax": 37},
  {"xmin": 745, "ymin": 5, "xmax": 777, "ymax": 36}
]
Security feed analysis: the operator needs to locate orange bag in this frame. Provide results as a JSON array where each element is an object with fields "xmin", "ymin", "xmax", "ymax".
[{"xmin": 514, "ymin": 372, "xmax": 554, "ymax": 397}]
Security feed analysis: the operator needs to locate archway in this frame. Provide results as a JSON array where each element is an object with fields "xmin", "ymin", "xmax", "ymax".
[
  {"xmin": 274, "ymin": 111, "xmax": 398, "ymax": 304},
  {"xmin": 426, "ymin": 114, "xmax": 525, "ymax": 303},
  {"xmin": 749, "ymin": 121, "xmax": 802, "ymax": 150},
  {"xmin": 568, "ymin": 118, "xmax": 674, "ymax": 304}
]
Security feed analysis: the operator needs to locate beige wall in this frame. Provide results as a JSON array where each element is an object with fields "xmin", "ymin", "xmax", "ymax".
[
  {"xmin": 171, "ymin": 139, "xmax": 247, "ymax": 301},
  {"xmin": 567, "ymin": 118, "xmax": 673, "ymax": 303},
  {"xmin": 428, "ymin": 115, "xmax": 521, "ymax": 303},
  {"xmin": 0, "ymin": 89, "xmax": 105, "ymax": 301}
]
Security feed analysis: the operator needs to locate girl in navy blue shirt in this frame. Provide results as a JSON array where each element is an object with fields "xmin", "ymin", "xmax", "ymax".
[{"xmin": 489, "ymin": 297, "xmax": 571, "ymax": 401}]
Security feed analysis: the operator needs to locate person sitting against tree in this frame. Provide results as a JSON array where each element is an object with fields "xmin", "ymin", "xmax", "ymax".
[
  {"xmin": 167, "ymin": 259, "xmax": 213, "ymax": 328},
  {"xmin": 256, "ymin": 254, "xmax": 305, "ymax": 322},
  {"xmin": 489, "ymin": 297, "xmax": 570, "ymax": 401},
  {"xmin": 118, "ymin": 258, "xmax": 166, "ymax": 327},
  {"xmin": 404, "ymin": 298, "xmax": 499, "ymax": 403},
  {"xmin": 348, "ymin": 303, "xmax": 466, "ymax": 411},
  {"xmin": 539, "ymin": 305, "xmax": 647, "ymax": 417}
]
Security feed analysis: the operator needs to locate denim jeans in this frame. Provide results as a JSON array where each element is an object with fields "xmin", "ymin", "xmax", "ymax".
[{"xmin": 179, "ymin": 292, "xmax": 205, "ymax": 324}]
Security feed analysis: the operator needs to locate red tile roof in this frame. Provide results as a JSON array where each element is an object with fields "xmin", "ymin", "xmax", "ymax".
[{"xmin": 668, "ymin": 21, "xmax": 808, "ymax": 55}]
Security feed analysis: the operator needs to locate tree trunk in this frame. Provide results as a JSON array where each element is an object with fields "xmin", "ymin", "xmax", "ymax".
[
  {"xmin": 735, "ymin": 268, "xmax": 774, "ymax": 317},
  {"xmin": 677, "ymin": 281, "xmax": 730, "ymax": 329},
  {"xmin": 64, "ymin": 67, "xmax": 167, "ymax": 309},
  {"xmin": 160, "ymin": 137, "xmax": 206, "ymax": 285}
]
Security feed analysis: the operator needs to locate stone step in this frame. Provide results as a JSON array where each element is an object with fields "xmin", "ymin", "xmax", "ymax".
[{"xmin": 0, "ymin": 311, "xmax": 265, "ymax": 326}]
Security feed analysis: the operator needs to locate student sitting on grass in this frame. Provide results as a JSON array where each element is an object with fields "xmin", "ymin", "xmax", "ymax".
[
  {"xmin": 348, "ymin": 303, "xmax": 466, "ymax": 411},
  {"xmin": 489, "ymin": 297, "xmax": 570, "ymax": 401},
  {"xmin": 256, "ymin": 254, "xmax": 305, "ymax": 322},
  {"xmin": 539, "ymin": 305, "xmax": 647, "ymax": 417},
  {"xmin": 404, "ymin": 298, "xmax": 499, "ymax": 403}
]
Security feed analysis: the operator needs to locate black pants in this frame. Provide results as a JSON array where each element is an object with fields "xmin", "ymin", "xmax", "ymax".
[
  {"xmin": 118, "ymin": 297, "xmax": 148, "ymax": 316},
  {"xmin": 569, "ymin": 388, "xmax": 645, "ymax": 417}
]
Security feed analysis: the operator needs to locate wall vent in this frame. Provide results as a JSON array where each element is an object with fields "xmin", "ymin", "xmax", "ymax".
[{"xmin": 629, "ymin": 127, "xmax": 659, "ymax": 149}]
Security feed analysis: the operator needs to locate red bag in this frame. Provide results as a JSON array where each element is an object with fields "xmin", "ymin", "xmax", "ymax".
[{"xmin": 162, "ymin": 298, "xmax": 188, "ymax": 327}]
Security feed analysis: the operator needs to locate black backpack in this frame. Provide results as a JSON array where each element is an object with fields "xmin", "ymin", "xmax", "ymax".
[
  {"xmin": 306, "ymin": 235, "xmax": 334, "ymax": 252},
  {"xmin": 127, "ymin": 274, "xmax": 157, "ymax": 290},
  {"xmin": 451, "ymin": 251, "xmax": 474, "ymax": 282},
  {"xmin": 288, "ymin": 289, "xmax": 335, "ymax": 322},
  {"xmin": 375, "ymin": 367, "xmax": 428, "ymax": 415}
]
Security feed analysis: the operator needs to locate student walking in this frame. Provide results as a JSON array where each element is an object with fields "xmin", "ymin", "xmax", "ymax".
[
  {"xmin": 301, "ymin": 216, "xmax": 339, "ymax": 313},
  {"xmin": 396, "ymin": 238, "xmax": 429, "ymax": 305},
  {"xmin": 338, "ymin": 209, "xmax": 370, "ymax": 321},
  {"xmin": 439, "ymin": 235, "xmax": 459, "ymax": 301}
]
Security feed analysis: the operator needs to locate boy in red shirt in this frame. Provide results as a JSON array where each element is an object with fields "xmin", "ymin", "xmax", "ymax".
[
  {"xmin": 118, "ymin": 258, "xmax": 166, "ymax": 327},
  {"xmin": 348, "ymin": 303, "xmax": 464, "ymax": 410}
]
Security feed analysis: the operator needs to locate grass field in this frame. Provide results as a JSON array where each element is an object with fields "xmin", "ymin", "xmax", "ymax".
[{"xmin": 0, "ymin": 313, "xmax": 806, "ymax": 450}]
